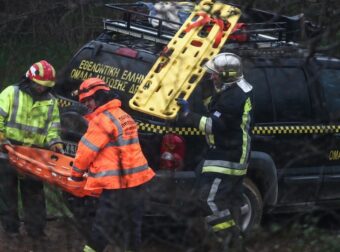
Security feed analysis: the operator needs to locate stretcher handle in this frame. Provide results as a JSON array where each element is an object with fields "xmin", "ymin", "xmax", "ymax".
[{"xmin": 4, "ymin": 145, "xmax": 71, "ymax": 177}]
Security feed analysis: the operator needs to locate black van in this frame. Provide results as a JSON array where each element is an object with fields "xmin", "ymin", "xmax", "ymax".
[{"xmin": 55, "ymin": 3, "xmax": 340, "ymax": 233}]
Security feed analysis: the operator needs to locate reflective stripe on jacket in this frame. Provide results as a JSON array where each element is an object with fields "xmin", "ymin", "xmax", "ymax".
[
  {"xmin": 201, "ymin": 96, "xmax": 252, "ymax": 176},
  {"xmin": 72, "ymin": 99, "xmax": 155, "ymax": 190},
  {"xmin": 0, "ymin": 85, "xmax": 61, "ymax": 147},
  {"xmin": 187, "ymin": 84, "xmax": 253, "ymax": 176}
]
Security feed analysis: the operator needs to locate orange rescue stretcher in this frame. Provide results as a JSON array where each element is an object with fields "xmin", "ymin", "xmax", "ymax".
[{"xmin": 4, "ymin": 145, "xmax": 101, "ymax": 198}]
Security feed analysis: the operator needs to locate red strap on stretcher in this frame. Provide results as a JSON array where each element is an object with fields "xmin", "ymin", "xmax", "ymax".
[{"xmin": 185, "ymin": 12, "xmax": 230, "ymax": 48}]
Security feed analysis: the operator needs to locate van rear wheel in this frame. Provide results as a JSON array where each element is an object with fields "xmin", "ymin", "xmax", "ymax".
[
  {"xmin": 240, "ymin": 178, "xmax": 263, "ymax": 235},
  {"xmin": 60, "ymin": 105, "xmax": 88, "ymax": 142}
]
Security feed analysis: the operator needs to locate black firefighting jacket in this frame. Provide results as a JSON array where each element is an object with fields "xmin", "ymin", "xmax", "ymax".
[{"xmin": 187, "ymin": 82, "xmax": 253, "ymax": 176}]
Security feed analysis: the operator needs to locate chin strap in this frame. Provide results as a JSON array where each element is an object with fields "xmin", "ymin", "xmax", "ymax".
[{"xmin": 214, "ymin": 82, "xmax": 236, "ymax": 93}]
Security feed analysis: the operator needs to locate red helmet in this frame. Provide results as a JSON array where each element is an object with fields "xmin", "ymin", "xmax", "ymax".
[
  {"xmin": 78, "ymin": 78, "xmax": 110, "ymax": 102},
  {"xmin": 25, "ymin": 60, "xmax": 56, "ymax": 87}
]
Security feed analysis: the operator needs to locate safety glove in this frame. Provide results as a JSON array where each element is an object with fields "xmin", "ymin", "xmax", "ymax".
[
  {"xmin": 176, "ymin": 98, "xmax": 190, "ymax": 118},
  {"xmin": 50, "ymin": 143, "xmax": 64, "ymax": 154}
]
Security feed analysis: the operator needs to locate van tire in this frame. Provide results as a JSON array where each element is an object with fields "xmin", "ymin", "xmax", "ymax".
[
  {"xmin": 241, "ymin": 177, "xmax": 263, "ymax": 235},
  {"xmin": 60, "ymin": 105, "xmax": 88, "ymax": 142}
]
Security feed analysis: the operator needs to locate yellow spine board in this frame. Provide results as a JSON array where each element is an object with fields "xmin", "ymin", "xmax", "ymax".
[{"xmin": 129, "ymin": 0, "xmax": 241, "ymax": 120}]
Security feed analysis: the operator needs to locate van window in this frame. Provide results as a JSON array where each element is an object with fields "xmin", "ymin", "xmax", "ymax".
[
  {"xmin": 244, "ymin": 68, "xmax": 273, "ymax": 123},
  {"xmin": 265, "ymin": 67, "xmax": 311, "ymax": 122},
  {"xmin": 319, "ymin": 68, "xmax": 340, "ymax": 121}
]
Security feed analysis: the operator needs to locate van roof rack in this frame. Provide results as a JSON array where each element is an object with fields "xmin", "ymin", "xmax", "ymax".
[
  {"xmin": 104, "ymin": 3, "xmax": 182, "ymax": 44},
  {"xmin": 103, "ymin": 2, "xmax": 296, "ymax": 47}
]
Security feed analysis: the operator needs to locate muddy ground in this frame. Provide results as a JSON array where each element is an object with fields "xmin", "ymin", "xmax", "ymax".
[{"xmin": 1, "ymin": 212, "xmax": 340, "ymax": 252}]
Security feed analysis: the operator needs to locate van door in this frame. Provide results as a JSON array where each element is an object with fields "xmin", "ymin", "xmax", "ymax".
[
  {"xmin": 316, "ymin": 65, "xmax": 340, "ymax": 201},
  {"xmin": 247, "ymin": 61, "xmax": 327, "ymax": 205}
]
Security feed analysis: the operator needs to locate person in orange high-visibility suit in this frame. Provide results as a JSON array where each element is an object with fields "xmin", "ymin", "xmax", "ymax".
[{"xmin": 70, "ymin": 78, "xmax": 155, "ymax": 252}]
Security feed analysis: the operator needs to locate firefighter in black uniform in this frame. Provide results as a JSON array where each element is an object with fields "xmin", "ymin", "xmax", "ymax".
[{"xmin": 177, "ymin": 53, "xmax": 253, "ymax": 251}]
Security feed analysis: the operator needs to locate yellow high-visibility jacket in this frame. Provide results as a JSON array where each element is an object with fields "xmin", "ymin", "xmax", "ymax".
[{"xmin": 0, "ymin": 85, "xmax": 61, "ymax": 147}]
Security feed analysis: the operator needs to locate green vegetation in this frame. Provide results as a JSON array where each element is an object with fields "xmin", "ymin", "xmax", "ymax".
[
  {"xmin": 0, "ymin": 0, "xmax": 339, "ymax": 88},
  {"xmin": 246, "ymin": 213, "xmax": 340, "ymax": 252},
  {"xmin": 0, "ymin": 40, "xmax": 79, "ymax": 86},
  {"xmin": 0, "ymin": 1, "xmax": 106, "ymax": 86},
  {"xmin": 44, "ymin": 184, "xmax": 73, "ymax": 218}
]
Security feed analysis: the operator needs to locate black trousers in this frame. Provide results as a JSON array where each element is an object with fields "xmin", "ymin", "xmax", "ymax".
[
  {"xmin": 0, "ymin": 159, "xmax": 46, "ymax": 235},
  {"xmin": 88, "ymin": 184, "xmax": 147, "ymax": 252},
  {"xmin": 198, "ymin": 172, "xmax": 244, "ymax": 240}
]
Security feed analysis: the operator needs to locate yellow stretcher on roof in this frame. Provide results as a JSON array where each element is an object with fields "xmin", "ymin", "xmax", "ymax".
[{"xmin": 129, "ymin": 0, "xmax": 241, "ymax": 120}]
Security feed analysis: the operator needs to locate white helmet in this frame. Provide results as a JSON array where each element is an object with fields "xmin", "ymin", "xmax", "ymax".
[{"xmin": 204, "ymin": 53, "xmax": 243, "ymax": 84}]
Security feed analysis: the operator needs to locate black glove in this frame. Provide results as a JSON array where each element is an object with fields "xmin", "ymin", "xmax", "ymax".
[{"xmin": 176, "ymin": 98, "xmax": 190, "ymax": 118}]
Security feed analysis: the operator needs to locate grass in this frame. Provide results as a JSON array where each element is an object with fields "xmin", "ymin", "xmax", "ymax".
[
  {"xmin": 44, "ymin": 184, "xmax": 73, "ymax": 219},
  {"xmin": 245, "ymin": 212, "xmax": 340, "ymax": 252}
]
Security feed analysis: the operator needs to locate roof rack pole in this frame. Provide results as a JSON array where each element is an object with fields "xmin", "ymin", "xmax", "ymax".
[
  {"xmin": 124, "ymin": 11, "xmax": 131, "ymax": 29},
  {"xmin": 104, "ymin": 5, "xmax": 296, "ymax": 46},
  {"xmin": 278, "ymin": 29, "xmax": 282, "ymax": 42},
  {"xmin": 282, "ymin": 22, "xmax": 288, "ymax": 43},
  {"xmin": 157, "ymin": 19, "xmax": 162, "ymax": 37}
]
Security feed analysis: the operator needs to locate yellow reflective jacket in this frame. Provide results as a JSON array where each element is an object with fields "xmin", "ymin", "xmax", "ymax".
[{"xmin": 0, "ymin": 85, "xmax": 61, "ymax": 147}]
